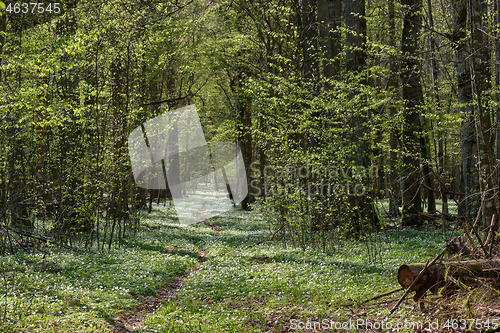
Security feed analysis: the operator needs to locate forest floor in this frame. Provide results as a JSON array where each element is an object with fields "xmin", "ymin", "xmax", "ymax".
[{"xmin": 1, "ymin": 205, "xmax": 498, "ymax": 332}]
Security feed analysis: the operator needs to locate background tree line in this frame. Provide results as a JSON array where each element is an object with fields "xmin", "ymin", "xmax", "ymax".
[{"xmin": 0, "ymin": 0, "xmax": 498, "ymax": 252}]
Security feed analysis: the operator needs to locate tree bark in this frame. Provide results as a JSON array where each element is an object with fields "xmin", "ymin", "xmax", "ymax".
[
  {"xmin": 0, "ymin": 10, "xmax": 6, "ymax": 82},
  {"xmin": 344, "ymin": 0, "xmax": 379, "ymax": 230},
  {"xmin": 497, "ymin": 0, "xmax": 500, "ymax": 165},
  {"xmin": 302, "ymin": 0, "xmax": 317, "ymax": 79},
  {"xmin": 454, "ymin": 0, "xmax": 479, "ymax": 219},
  {"xmin": 345, "ymin": 0, "xmax": 366, "ymax": 72},
  {"xmin": 317, "ymin": 0, "xmax": 341, "ymax": 78},
  {"xmin": 422, "ymin": 0, "xmax": 438, "ymax": 216},
  {"xmin": 421, "ymin": 130, "xmax": 436, "ymax": 214},
  {"xmin": 388, "ymin": 0, "xmax": 401, "ymax": 217},
  {"xmin": 400, "ymin": 0, "xmax": 424, "ymax": 226},
  {"xmin": 496, "ymin": 0, "xmax": 500, "ymax": 234},
  {"xmin": 232, "ymin": 72, "xmax": 254, "ymax": 210},
  {"xmin": 469, "ymin": 0, "xmax": 497, "ymax": 228}
]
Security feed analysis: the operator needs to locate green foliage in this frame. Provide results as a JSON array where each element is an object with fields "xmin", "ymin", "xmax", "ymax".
[
  {"xmin": 0, "ymin": 0, "xmax": 213, "ymax": 248},
  {"xmin": 0, "ymin": 0, "xmax": 468, "ymax": 252}
]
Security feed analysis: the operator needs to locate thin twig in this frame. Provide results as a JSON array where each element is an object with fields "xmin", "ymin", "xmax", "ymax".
[
  {"xmin": 485, "ymin": 214, "xmax": 496, "ymax": 258},
  {"xmin": 362, "ymin": 287, "xmax": 403, "ymax": 304}
]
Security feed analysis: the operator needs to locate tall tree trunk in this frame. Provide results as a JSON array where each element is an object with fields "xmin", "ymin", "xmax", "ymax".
[
  {"xmin": 496, "ymin": 0, "xmax": 500, "ymax": 233},
  {"xmin": 454, "ymin": 0, "xmax": 479, "ymax": 218},
  {"xmin": 345, "ymin": 0, "xmax": 366, "ymax": 72},
  {"xmin": 317, "ymin": 0, "xmax": 342, "ymax": 236},
  {"xmin": 302, "ymin": 0, "xmax": 317, "ymax": 79},
  {"xmin": 497, "ymin": 0, "xmax": 500, "ymax": 165},
  {"xmin": 240, "ymin": 97, "xmax": 253, "ymax": 210},
  {"xmin": 232, "ymin": 72, "xmax": 254, "ymax": 210},
  {"xmin": 317, "ymin": 0, "xmax": 341, "ymax": 78},
  {"xmin": 469, "ymin": 0, "xmax": 497, "ymax": 228},
  {"xmin": 427, "ymin": 0, "xmax": 448, "ymax": 220},
  {"xmin": 497, "ymin": 1, "xmax": 500, "ymax": 164},
  {"xmin": 388, "ymin": 0, "xmax": 401, "ymax": 217},
  {"xmin": 344, "ymin": 0, "xmax": 379, "ymax": 230},
  {"xmin": 0, "ymin": 11, "xmax": 5, "ymax": 228},
  {"xmin": 400, "ymin": 0, "xmax": 424, "ymax": 226},
  {"xmin": 422, "ymin": 0, "xmax": 438, "ymax": 216},
  {"xmin": 420, "ymin": 129, "xmax": 436, "ymax": 214}
]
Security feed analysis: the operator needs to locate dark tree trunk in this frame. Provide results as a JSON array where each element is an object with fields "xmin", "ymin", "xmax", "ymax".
[
  {"xmin": 496, "ymin": 0, "xmax": 500, "ymax": 234},
  {"xmin": 240, "ymin": 98, "xmax": 253, "ymax": 210},
  {"xmin": 232, "ymin": 71, "xmax": 254, "ymax": 210},
  {"xmin": 454, "ymin": 0, "xmax": 479, "ymax": 219},
  {"xmin": 469, "ymin": 0, "xmax": 497, "ymax": 228},
  {"xmin": 388, "ymin": 0, "xmax": 401, "ymax": 217},
  {"xmin": 317, "ymin": 0, "xmax": 341, "ymax": 78},
  {"xmin": 421, "ymin": 0, "xmax": 437, "ymax": 215},
  {"xmin": 497, "ymin": 0, "xmax": 500, "ymax": 165},
  {"xmin": 400, "ymin": 0, "xmax": 424, "ymax": 226},
  {"xmin": 302, "ymin": 0, "xmax": 317, "ymax": 79},
  {"xmin": 427, "ymin": 0, "xmax": 447, "ymax": 218},
  {"xmin": 344, "ymin": 0, "xmax": 379, "ymax": 230},
  {"xmin": 0, "ymin": 10, "xmax": 5, "ymax": 82},
  {"xmin": 421, "ymin": 132, "xmax": 436, "ymax": 214},
  {"xmin": 345, "ymin": 0, "xmax": 366, "ymax": 72},
  {"xmin": 454, "ymin": 0, "xmax": 497, "ymax": 227}
]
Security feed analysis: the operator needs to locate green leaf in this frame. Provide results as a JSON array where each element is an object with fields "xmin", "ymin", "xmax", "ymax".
[{"xmin": 0, "ymin": 1, "xmax": 4, "ymax": 10}]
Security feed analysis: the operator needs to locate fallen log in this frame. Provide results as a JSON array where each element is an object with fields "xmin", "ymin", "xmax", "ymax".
[{"xmin": 397, "ymin": 260, "xmax": 500, "ymax": 300}]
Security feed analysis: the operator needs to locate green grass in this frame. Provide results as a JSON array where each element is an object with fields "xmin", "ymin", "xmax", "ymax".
[
  {"xmin": 0, "ymin": 208, "xmax": 205, "ymax": 332},
  {"xmin": 0, "ymin": 205, "xmax": 448, "ymax": 332},
  {"xmin": 139, "ymin": 208, "xmax": 447, "ymax": 333}
]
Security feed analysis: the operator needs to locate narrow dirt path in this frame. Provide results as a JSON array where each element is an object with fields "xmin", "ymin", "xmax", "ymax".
[{"xmin": 110, "ymin": 250, "xmax": 208, "ymax": 333}]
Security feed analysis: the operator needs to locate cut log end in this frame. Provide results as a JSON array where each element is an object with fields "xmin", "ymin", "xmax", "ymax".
[
  {"xmin": 398, "ymin": 263, "xmax": 439, "ymax": 293},
  {"xmin": 398, "ymin": 264, "xmax": 422, "ymax": 289}
]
